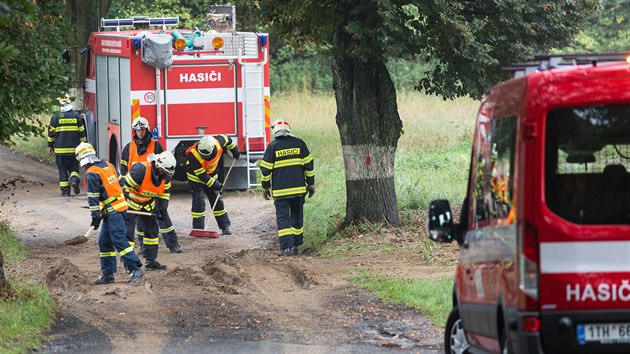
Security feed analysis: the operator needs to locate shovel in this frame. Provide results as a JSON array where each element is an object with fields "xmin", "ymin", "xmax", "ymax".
[
  {"xmin": 63, "ymin": 210, "xmax": 152, "ymax": 246},
  {"xmin": 189, "ymin": 157, "xmax": 236, "ymax": 238},
  {"xmin": 63, "ymin": 225, "xmax": 96, "ymax": 246}
]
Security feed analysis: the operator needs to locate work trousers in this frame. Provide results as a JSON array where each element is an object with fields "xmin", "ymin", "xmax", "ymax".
[
  {"xmin": 125, "ymin": 212, "xmax": 160, "ymax": 261},
  {"xmin": 274, "ymin": 196, "xmax": 305, "ymax": 250},
  {"xmin": 55, "ymin": 154, "xmax": 80, "ymax": 195},
  {"xmin": 99, "ymin": 212, "xmax": 142, "ymax": 276},
  {"xmin": 190, "ymin": 182, "xmax": 230, "ymax": 230},
  {"xmin": 136, "ymin": 210, "xmax": 179, "ymax": 251}
]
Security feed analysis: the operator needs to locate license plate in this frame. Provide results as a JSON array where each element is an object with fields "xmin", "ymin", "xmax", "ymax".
[{"xmin": 577, "ymin": 323, "xmax": 630, "ymax": 344}]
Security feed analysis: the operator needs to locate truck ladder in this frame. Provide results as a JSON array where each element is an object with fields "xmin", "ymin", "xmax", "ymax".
[{"xmin": 240, "ymin": 58, "xmax": 266, "ymax": 189}]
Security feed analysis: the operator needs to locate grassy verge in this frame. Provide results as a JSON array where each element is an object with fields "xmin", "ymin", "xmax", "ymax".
[
  {"xmin": 272, "ymin": 90, "xmax": 474, "ymax": 328},
  {"xmin": 0, "ymin": 221, "xmax": 58, "ymax": 353},
  {"xmin": 8, "ymin": 114, "xmax": 55, "ymax": 165},
  {"xmin": 350, "ymin": 270, "xmax": 453, "ymax": 327}
]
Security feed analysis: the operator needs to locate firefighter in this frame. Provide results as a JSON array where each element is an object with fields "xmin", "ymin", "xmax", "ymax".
[
  {"xmin": 185, "ymin": 135, "xmax": 240, "ymax": 234},
  {"xmin": 260, "ymin": 118, "xmax": 315, "ymax": 256},
  {"xmin": 48, "ymin": 94, "xmax": 87, "ymax": 197},
  {"xmin": 123, "ymin": 151, "xmax": 175, "ymax": 270},
  {"xmin": 121, "ymin": 117, "xmax": 182, "ymax": 254},
  {"xmin": 75, "ymin": 142, "xmax": 144, "ymax": 285}
]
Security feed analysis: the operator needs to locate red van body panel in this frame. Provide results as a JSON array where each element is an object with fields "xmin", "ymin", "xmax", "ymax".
[{"xmin": 447, "ymin": 60, "xmax": 630, "ymax": 354}]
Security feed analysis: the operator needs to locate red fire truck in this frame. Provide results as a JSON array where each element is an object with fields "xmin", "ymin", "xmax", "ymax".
[{"xmin": 82, "ymin": 7, "xmax": 270, "ymax": 189}]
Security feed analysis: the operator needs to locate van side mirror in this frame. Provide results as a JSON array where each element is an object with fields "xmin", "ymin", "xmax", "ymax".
[{"xmin": 428, "ymin": 199, "xmax": 455, "ymax": 243}]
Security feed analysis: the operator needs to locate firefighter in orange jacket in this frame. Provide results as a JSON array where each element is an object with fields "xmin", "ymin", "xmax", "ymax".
[
  {"xmin": 123, "ymin": 151, "xmax": 176, "ymax": 270},
  {"xmin": 121, "ymin": 117, "xmax": 182, "ymax": 254},
  {"xmin": 75, "ymin": 142, "xmax": 144, "ymax": 285},
  {"xmin": 185, "ymin": 135, "xmax": 240, "ymax": 234},
  {"xmin": 48, "ymin": 95, "xmax": 87, "ymax": 197},
  {"xmin": 260, "ymin": 119, "xmax": 315, "ymax": 256}
]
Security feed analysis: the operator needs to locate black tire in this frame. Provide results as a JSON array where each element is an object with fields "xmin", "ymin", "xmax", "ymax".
[
  {"xmin": 445, "ymin": 307, "xmax": 469, "ymax": 354},
  {"xmin": 500, "ymin": 327, "xmax": 512, "ymax": 354}
]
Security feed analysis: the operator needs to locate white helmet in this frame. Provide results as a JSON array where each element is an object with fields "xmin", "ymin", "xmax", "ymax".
[
  {"xmin": 132, "ymin": 117, "xmax": 150, "ymax": 131},
  {"xmin": 75, "ymin": 142, "xmax": 98, "ymax": 167},
  {"xmin": 197, "ymin": 135, "xmax": 216, "ymax": 158},
  {"xmin": 58, "ymin": 94, "xmax": 73, "ymax": 112},
  {"xmin": 271, "ymin": 118, "xmax": 292, "ymax": 138},
  {"xmin": 153, "ymin": 151, "xmax": 176, "ymax": 176}
]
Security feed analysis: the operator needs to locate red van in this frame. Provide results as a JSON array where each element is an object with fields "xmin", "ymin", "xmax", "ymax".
[{"xmin": 428, "ymin": 53, "xmax": 630, "ymax": 354}]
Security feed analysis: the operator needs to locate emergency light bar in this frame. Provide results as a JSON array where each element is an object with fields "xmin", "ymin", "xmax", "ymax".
[{"xmin": 100, "ymin": 16, "xmax": 179, "ymax": 31}]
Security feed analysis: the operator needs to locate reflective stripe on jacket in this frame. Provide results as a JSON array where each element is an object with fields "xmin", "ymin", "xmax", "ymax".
[
  {"xmin": 86, "ymin": 160, "xmax": 128, "ymax": 217},
  {"xmin": 126, "ymin": 161, "xmax": 165, "ymax": 210},
  {"xmin": 260, "ymin": 135, "xmax": 315, "ymax": 199},
  {"xmin": 47, "ymin": 111, "xmax": 87, "ymax": 155}
]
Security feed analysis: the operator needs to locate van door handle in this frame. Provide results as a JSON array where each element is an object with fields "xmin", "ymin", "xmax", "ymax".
[{"xmin": 462, "ymin": 240, "xmax": 469, "ymax": 249}]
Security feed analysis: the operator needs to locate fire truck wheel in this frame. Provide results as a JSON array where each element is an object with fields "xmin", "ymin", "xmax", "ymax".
[{"xmin": 445, "ymin": 307, "xmax": 469, "ymax": 354}]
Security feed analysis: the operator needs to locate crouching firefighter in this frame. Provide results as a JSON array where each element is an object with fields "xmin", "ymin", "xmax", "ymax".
[
  {"xmin": 185, "ymin": 135, "xmax": 240, "ymax": 235},
  {"xmin": 123, "ymin": 151, "xmax": 176, "ymax": 270},
  {"xmin": 121, "ymin": 117, "xmax": 182, "ymax": 254},
  {"xmin": 75, "ymin": 142, "xmax": 144, "ymax": 284},
  {"xmin": 260, "ymin": 118, "xmax": 315, "ymax": 256}
]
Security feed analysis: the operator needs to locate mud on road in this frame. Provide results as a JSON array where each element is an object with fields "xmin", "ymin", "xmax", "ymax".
[{"xmin": 0, "ymin": 145, "xmax": 447, "ymax": 353}]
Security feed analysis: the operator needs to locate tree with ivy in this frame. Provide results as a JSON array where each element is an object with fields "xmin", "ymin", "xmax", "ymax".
[{"xmin": 259, "ymin": 0, "xmax": 601, "ymax": 227}]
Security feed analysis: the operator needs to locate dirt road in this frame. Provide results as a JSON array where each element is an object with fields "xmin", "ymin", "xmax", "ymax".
[{"xmin": 0, "ymin": 145, "xmax": 445, "ymax": 353}]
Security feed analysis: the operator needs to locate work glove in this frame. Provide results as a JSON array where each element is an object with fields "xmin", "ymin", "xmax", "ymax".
[
  {"xmin": 91, "ymin": 216, "xmax": 102, "ymax": 230},
  {"xmin": 232, "ymin": 150, "xmax": 240, "ymax": 160},
  {"xmin": 263, "ymin": 188, "xmax": 271, "ymax": 200},
  {"xmin": 212, "ymin": 180, "xmax": 223, "ymax": 192},
  {"xmin": 306, "ymin": 185, "xmax": 315, "ymax": 198},
  {"xmin": 153, "ymin": 209, "xmax": 163, "ymax": 219}
]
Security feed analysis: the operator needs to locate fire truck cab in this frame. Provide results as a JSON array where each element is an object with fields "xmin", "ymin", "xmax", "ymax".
[
  {"xmin": 83, "ymin": 6, "xmax": 270, "ymax": 189},
  {"xmin": 428, "ymin": 53, "xmax": 630, "ymax": 353}
]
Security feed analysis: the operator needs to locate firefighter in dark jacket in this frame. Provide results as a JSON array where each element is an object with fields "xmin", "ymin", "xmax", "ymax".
[
  {"xmin": 75, "ymin": 142, "xmax": 144, "ymax": 285},
  {"xmin": 121, "ymin": 117, "xmax": 182, "ymax": 254},
  {"xmin": 260, "ymin": 118, "xmax": 315, "ymax": 256},
  {"xmin": 48, "ymin": 94, "xmax": 87, "ymax": 197},
  {"xmin": 185, "ymin": 135, "xmax": 240, "ymax": 235},
  {"xmin": 123, "ymin": 151, "xmax": 176, "ymax": 270}
]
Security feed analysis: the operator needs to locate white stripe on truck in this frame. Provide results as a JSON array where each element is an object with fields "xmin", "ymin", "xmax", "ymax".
[{"xmin": 540, "ymin": 241, "xmax": 630, "ymax": 274}]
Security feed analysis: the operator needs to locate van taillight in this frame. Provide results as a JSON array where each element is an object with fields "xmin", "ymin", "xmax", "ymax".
[
  {"xmin": 522, "ymin": 316, "xmax": 541, "ymax": 333},
  {"xmin": 518, "ymin": 222, "xmax": 539, "ymax": 311}
]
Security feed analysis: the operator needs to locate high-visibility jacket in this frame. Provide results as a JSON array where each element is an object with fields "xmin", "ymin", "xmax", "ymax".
[
  {"xmin": 185, "ymin": 135, "xmax": 239, "ymax": 188},
  {"xmin": 120, "ymin": 135, "xmax": 164, "ymax": 176},
  {"xmin": 85, "ymin": 160, "xmax": 128, "ymax": 219},
  {"xmin": 260, "ymin": 135, "xmax": 315, "ymax": 199},
  {"xmin": 125, "ymin": 161, "xmax": 167, "ymax": 211},
  {"xmin": 47, "ymin": 111, "xmax": 87, "ymax": 155}
]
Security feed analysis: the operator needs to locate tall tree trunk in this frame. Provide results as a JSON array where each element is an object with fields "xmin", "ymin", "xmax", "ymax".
[
  {"xmin": 66, "ymin": 0, "xmax": 112, "ymax": 107},
  {"xmin": 332, "ymin": 35, "xmax": 403, "ymax": 227}
]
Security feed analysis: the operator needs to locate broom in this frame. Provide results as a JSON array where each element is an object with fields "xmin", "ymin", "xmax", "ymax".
[{"xmin": 189, "ymin": 157, "xmax": 236, "ymax": 237}]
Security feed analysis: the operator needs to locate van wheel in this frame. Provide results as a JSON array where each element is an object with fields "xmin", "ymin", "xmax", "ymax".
[
  {"xmin": 445, "ymin": 307, "xmax": 469, "ymax": 354},
  {"xmin": 501, "ymin": 329, "xmax": 512, "ymax": 354}
]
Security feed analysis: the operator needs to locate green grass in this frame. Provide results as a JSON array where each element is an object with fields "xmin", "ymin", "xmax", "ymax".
[
  {"xmin": 0, "ymin": 221, "xmax": 58, "ymax": 353},
  {"xmin": 8, "ymin": 115, "xmax": 55, "ymax": 164},
  {"xmin": 349, "ymin": 270, "xmax": 453, "ymax": 327}
]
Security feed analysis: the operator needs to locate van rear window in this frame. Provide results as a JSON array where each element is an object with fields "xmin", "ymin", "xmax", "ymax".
[{"xmin": 545, "ymin": 104, "xmax": 630, "ymax": 224}]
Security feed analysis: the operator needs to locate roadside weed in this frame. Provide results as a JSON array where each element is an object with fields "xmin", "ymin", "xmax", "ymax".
[
  {"xmin": 349, "ymin": 270, "xmax": 453, "ymax": 327},
  {"xmin": 0, "ymin": 221, "xmax": 58, "ymax": 353}
]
